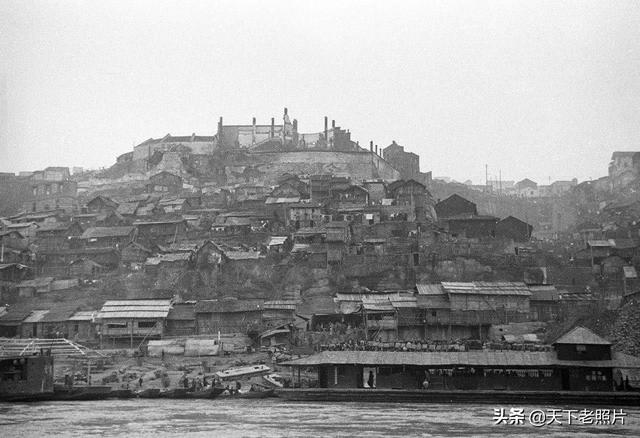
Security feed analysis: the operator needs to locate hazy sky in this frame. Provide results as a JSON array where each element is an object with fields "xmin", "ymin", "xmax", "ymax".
[{"xmin": 1, "ymin": 0, "xmax": 639, "ymax": 184}]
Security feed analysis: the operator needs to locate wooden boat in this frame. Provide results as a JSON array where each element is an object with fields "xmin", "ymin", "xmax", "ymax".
[
  {"xmin": 262, "ymin": 373, "xmax": 284, "ymax": 388},
  {"xmin": 53, "ymin": 385, "xmax": 113, "ymax": 401},
  {"xmin": 108, "ymin": 389, "xmax": 136, "ymax": 399},
  {"xmin": 215, "ymin": 365, "xmax": 270, "ymax": 380},
  {"xmin": 237, "ymin": 388, "xmax": 275, "ymax": 399},
  {"xmin": 159, "ymin": 388, "xmax": 189, "ymax": 398},
  {"xmin": 182, "ymin": 386, "xmax": 225, "ymax": 399},
  {"xmin": 136, "ymin": 388, "xmax": 162, "ymax": 398}
]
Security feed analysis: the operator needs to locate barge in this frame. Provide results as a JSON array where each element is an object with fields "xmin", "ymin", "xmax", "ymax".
[
  {"xmin": 278, "ymin": 327, "xmax": 640, "ymax": 406},
  {"xmin": 276, "ymin": 388, "xmax": 640, "ymax": 406}
]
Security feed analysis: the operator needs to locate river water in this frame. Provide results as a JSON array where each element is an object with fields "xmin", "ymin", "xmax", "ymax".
[{"xmin": 0, "ymin": 399, "xmax": 638, "ymax": 437}]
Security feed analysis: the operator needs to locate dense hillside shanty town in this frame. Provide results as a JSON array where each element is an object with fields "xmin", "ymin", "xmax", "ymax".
[{"xmin": 2, "ymin": 108, "xmax": 640, "ymax": 391}]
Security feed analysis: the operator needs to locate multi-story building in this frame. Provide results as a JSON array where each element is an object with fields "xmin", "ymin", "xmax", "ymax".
[
  {"xmin": 22, "ymin": 167, "xmax": 77, "ymax": 213},
  {"xmin": 383, "ymin": 141, "xmax": 420, "ymax": 180},
  {"xmin": 608, "ymin": 151, "xmax": 640, "ymax": 190}
]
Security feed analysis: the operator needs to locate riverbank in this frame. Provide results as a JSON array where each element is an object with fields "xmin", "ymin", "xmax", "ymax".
[{"xmin": 52, "ymin": 349, "xmax": 295, "ymax": 392}]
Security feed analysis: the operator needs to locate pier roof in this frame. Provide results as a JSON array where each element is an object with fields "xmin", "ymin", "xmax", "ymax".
[
  {"xmin": 281, "ymin": 350, "xmax": 640, "ymax": 369},
  {"xmin": 552, "ymin": 326, "xmax": 612, "ymax": 345}
]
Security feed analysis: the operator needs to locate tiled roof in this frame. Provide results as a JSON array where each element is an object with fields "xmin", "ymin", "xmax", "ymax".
[
  {"xmin": 116, "ymin": 202, "xmax": 139, "ymax": 215},
  {"xmin": 265, "ymin": 197, "xmax": 301, "ymax": 204},
  {"xmin": 195, "ymin": 299, "xmax": 264, "ymax": 313},
  {"xmin": 23, "ymin": 310, "xmax": 50, "ymax": 323},
  {"xmin": 145, "ymin": 253, "xmax": 192, "ymax": 265},
  {"xmin": 167, "ymin": 303, "xmax": 195, "ymax": 320},
  {"xmin": 224, "ymin": 250, "xmax": 262, "ymax": 260},
  {"xmin": 416, "ymin": 284, "xmax": 445, "ymax": 295},
  {"xmin": 35, "ymin": 222, "xmax": 75, "ymax": 233},
  {"xmin": 553, "ymin": 326, "xmax": 611, "ymax": 345},
  {"xmin": 81, "ymin": 226, "xmax": 135, "ymax": 239}
]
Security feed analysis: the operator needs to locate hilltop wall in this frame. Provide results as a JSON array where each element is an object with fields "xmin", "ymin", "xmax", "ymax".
[{"xmin": 227, "ymin": 150, "xmax": 399, "ymax": 184}]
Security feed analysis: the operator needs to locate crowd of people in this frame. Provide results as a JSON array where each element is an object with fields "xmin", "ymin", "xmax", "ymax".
[{"xmin": 319, "ymin": 339, "xmax": 554, "ymax": 352}]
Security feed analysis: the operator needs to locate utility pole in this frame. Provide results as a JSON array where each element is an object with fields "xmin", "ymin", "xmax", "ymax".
[{"xmin": 485, "ymin": 164, "xmax": 489, "ymax": 193}]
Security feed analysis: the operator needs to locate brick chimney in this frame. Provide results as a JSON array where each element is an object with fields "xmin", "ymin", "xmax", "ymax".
[
  {"xmin": 217, "ymin": 117, "xmax": 223, "ymax": 148},
  {"xmin": 370, "ymin": 141, "xmax": 373, "ymax": 152},
  {"xmin": 324, "ymin": 116, "xmax": 328, "ymax": 145}
]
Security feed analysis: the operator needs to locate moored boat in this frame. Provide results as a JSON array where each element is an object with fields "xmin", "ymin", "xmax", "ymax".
[
  {"xmin": 237, "ymin": 388, "xmax": 275, "ymax": 399},
  {"xmin": 277, "ymin": 327, "xmax": 640, "ymax": 406},
  {"xmin": 53, "ymin": 385, "xmax": 113, "ymax": 401},
  {"xmin": 183, "ymin": 386, "xmax": 225, "ymax": 399},
  {"xmin": 0, "ymin": 354, "xmax": 54, "ymax": 402},
  {"xmin": 215, "ymin": 365, "xmax": 270, "ymax": 381},
  {"xmin": 159, "ymin": 388, "xmax": 189, "ymax": 398},
  {"xmin": 136, "ymin": 388, "xmax": 162, "ymax": 398},
  {"xmin": 108, "ymin": 389, "xmax": 136, "ymax": 399}
]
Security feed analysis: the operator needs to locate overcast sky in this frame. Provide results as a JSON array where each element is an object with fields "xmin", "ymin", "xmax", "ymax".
[{"xmin": 1, "ymin": 0, "xmax": 639, "ymax": 184}]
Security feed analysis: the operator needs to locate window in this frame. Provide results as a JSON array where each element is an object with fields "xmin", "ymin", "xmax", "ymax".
[
  {"xmin": 107, "ymin": 323, "xmax": 127, "ymax": 329},
  {"xmin": 138, "ymin": 321, "xmax": 156, "ymax": 328},
  {"xmin": 576, "ymin": 344, "xmax": 587, "ymax": 352}
]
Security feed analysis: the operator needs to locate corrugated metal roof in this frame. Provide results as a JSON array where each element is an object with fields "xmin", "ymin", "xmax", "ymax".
[
  {"xmin": 441, "ymin": 282, "xmax": 531, "ymax": 296},
  {"xmin": 416, "ymin": 295, "xmax": 450, "ymax": 309},
  {"xmin": 291, "ymin": 243, "xmax": 326, "ymax": 254},
  {"xmin": 559, "ymin": 293, "xmax": 596, "ymax": 302},
  {"xmin": 265, "ymin": 197, "xmax": 300, "ymax": 204},
  {"xmin": 195, "ymin": 299, "xmax": 264, "ymax": 313},
  {"xmin": 263, "ymin": 300, "xmax": 298, "ymax": 310},
  {"xmin": 416, "ymin": 284, "xmax": 445, "ymax": 295},
  {"xmin": 280, "ymin": 350, "xmax": 640, "ymax": 369},
  {"xmin": 97, "ymin": 300, "xmax": 171, "ymax": 319},
  {"xmin": 267, "ymin": 236, "xmax": 289, "ymax": 247},
  {"xmin": 68, "ymin": 311, "xmax": 96, "ymax": 321},
  {"xmin": 97, "ymin": 311, "xmax": 169, "ymax": 319},
  {"xmin": 610, "ymin": 239, "xmax": 638, "ymax": 249},
  {"xmin": 529, "ymin": 285, "xmax": 560, "ymax": 301},
  {"xmin": 0, "ymin": 307, "xmax": 35, "ymax": 323},
  {"xmin": 23, "ymin": 310, "xmax": 50, "ymax": 323},
  {"xmin": 101, "ymin": 300, "xmax": 171, "ymax": 307},
  {"xmin": 587, "ymin": 240, "xmax": 612, "ymax": 247}
]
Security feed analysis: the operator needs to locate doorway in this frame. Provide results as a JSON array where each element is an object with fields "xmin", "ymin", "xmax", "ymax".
[{"xmin": 561, "ymin": 369, "xmax": 570, "ymax": 390}]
